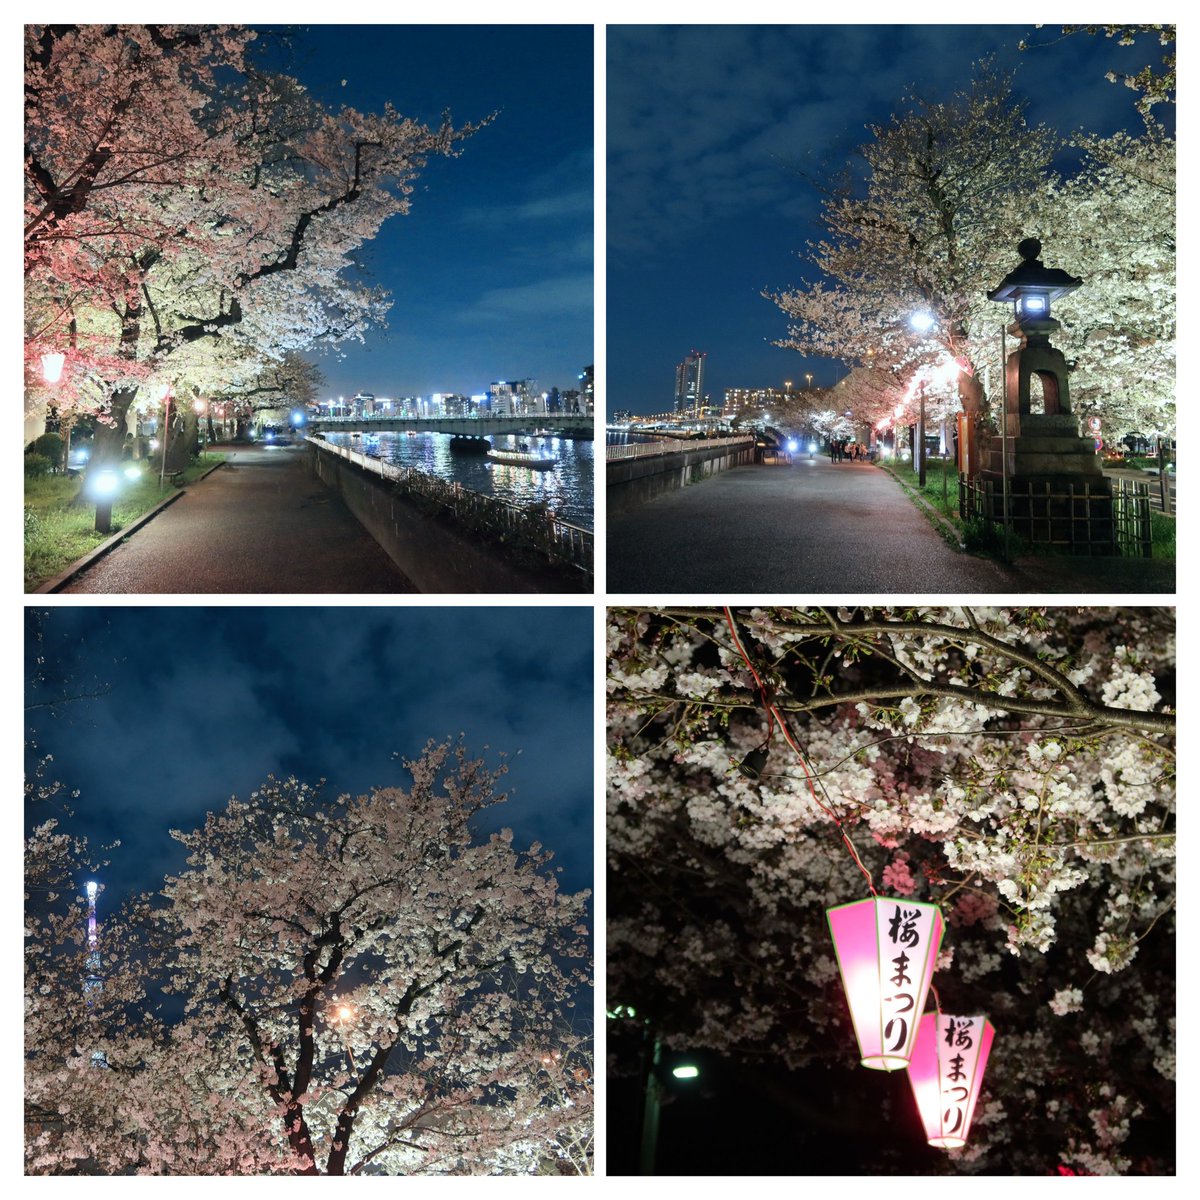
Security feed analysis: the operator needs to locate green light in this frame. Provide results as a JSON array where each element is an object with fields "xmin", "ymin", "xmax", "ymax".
[{"xmin": 672, "ymin": 1064, "xmax": 699, "ymax": 1079}]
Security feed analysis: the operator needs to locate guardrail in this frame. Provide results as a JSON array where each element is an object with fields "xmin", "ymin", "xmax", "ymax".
[
  {"xmin": 606, "ymin": 436, "xmax": 755, "ymax": 461},
  {"xmin": 310, "ymin": 437, "xmax": 592, "ymax": 574}
]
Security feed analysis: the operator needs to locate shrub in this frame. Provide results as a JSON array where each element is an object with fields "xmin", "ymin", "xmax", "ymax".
[{"xmin": 26, "ymin": 432, "xmax": 64, "ymax": 465}]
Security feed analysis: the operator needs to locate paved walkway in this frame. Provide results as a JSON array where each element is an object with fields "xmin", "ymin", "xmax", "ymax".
[
  {"xmin": 60, "ymin": 444, "xmax": 417, "ymax": 594},
  {"xmin": 607, "ymin": 458, "xmax": 1174, "ymax": 594}
]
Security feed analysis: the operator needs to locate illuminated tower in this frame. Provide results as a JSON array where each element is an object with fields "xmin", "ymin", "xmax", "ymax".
[
  {"xmin": 674, "ymin": 350, "xmax": 706, "ymax": 416},
  {"xmin": 84, "ymin": 880, "xmax": 107, "ymax": 1067}
]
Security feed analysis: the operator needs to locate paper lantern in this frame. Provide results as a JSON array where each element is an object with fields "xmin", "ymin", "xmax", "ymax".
[
  {"xmin": 906, "ymin": 1011, "xmax": 995, "ymax": 1148},
  {"xmin": 826, "ymin": 896, "xmax": 944, "ymax": 1071}
]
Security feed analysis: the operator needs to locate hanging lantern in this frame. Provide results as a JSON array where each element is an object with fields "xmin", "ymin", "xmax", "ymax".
[
  {"xmin": 905, "ymin": 1012, "xmax": 995, "ymax": 1148},
  {"xmin": 826, "ymin": 896, "xmax": 944, "ymax": 1071}
]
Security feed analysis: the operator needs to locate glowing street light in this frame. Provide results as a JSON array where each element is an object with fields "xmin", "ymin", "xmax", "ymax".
[
  {"xmin": 671, "ymin": 1064, "xmax": 700, "ymax": 1080},
  {"xmin": 41, "ymin": 351, "xmax": 66, "ymax": 385},
  {"xmin": 86, "ymin": 467, "xmax": 121, "ymax": 534}
]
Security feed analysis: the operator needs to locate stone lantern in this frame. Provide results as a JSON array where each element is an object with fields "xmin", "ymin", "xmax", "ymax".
[
  {"xmin": 987, "ymin": 237, "xmax": 1082, "ymax": 419},
  {"xmin": 981, "ymin": 238, "xmax": 1115, "ymax": 553}
]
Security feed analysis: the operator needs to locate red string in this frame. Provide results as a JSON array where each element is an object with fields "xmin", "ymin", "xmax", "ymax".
[{"xmin": 723, "ymin": 606, "xmax": 877, "ymax": 895}]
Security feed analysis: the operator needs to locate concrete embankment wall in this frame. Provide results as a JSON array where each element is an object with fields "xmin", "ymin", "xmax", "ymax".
[
  {"xmin": 607, "ymin": 442, "xmax": 757, "ymax": 514},
  {"xmin": 308, "ymin": 443, "xmax": 574, "ymax": 593}
]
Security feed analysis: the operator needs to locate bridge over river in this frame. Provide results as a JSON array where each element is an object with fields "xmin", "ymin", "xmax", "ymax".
[{"xmin": 309, "ymin": 414, "xmax": 593, "ymax": 436}]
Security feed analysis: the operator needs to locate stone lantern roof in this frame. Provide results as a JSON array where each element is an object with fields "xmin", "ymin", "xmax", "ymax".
[{"xmin": 987, "ymin": 238, "xmax": 1083, "ymax": 304}]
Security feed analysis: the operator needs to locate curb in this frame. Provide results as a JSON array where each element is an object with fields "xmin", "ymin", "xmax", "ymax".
[
  {"xmin": 30, "ymin": 459, "xmax": 227, "ymax": 594},
  {"xmin": 877, "ymin": 465, "xmax": 966, "ymax": 549}
]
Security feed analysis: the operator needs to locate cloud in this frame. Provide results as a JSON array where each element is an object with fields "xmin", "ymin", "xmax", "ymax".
[{"xmin": 455, "ymin": 273, "xmax": 593, "ymax": 323}]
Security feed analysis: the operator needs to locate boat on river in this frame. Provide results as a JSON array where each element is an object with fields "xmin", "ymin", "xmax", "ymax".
[{"xmin": 486, "ymin": 446, "xmax": 558, "ymax": 469}]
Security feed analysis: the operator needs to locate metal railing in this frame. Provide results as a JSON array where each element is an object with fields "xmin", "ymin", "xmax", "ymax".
[
  {"xmin": 605, "ymin": 435, "xmax": 754, "ymax": 461},
  {"xmin": 310, "ymin": 437, "xmax": 593, "ymax": 574}
]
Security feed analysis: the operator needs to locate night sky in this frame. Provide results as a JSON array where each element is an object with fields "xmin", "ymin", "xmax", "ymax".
[
  {"xmin": 251, "ymin": 24, "xmax": 593, "ymax": 400},
  {"xmin": 25, "ymin": 607, "xmax": 594, "ymax": 917},
  {"xmin": 607, "ymin": 23, "xmax": 1173, "ymax": 414}
]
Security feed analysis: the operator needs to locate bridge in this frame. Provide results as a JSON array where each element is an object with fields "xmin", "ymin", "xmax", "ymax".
[{"xmin": 309, "ymin": 414, "xmax": 594, "ymax": 437}]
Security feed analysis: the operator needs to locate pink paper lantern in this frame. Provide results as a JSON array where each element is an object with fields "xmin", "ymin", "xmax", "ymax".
[
  {"xmin": 826, "ymin": 896, "xmax": 944, "ymax": 1071},
  {"xmin": 906, "ymin": 1011, "xmax": 995, "ymax": 1148}
]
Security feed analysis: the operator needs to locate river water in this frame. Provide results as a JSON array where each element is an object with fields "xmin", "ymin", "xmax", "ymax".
[{"xmin": 322, "ymin": 430, "xmax": 594, "ymax": 530}]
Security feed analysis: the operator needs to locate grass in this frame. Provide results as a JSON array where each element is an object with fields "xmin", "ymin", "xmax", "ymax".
[
  {"xmin": 879, "ymin": 455, "xmax": 959, "ymax": 521},
  {"xmin": 24, "ymin": 456, "xmax": 223, "ymax": 591},
  {"xmin": 1151, "ymin": 511, "xmax": 1175, "ymax": 559}
]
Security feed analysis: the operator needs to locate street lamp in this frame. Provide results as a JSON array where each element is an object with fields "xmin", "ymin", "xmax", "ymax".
[
  {"xmin": 40, "ymin": 351, "xmax": 65, "ymax": 385},
  {"xmin": 805, "ymin": 372, "xmax": 813, "ymax": 390},
  {"xmin": 40, "ymin": 351, "xmax": 69, "ymax": 469},
  {"xmin": 153, "ymin": 383, "xmax": 172, "ymax": 489},
  {"xmin": 907, "ymin": 313, "xmax": 941, "ymax": 486},
  {"xmin": 86, "ymin": 466, "xmax": 121, "ymax": 534},
  {"xmin": 195, "ymin": 398, "xmax": 207, "ymax": 462},
  {"xmin": 330, "ymin": 1002, "xmax": 358, "ymax": 1073}
]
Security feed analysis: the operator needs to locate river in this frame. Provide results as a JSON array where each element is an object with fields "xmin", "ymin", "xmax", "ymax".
[{"xmin": 322, "ymin": 430, "xmax": 594, "ymax": 530}]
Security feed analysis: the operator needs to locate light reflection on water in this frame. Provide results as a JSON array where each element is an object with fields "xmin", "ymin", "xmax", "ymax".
[{"xmin": 323, "ymin": 431, "xmax": 594, "ymax": 530}]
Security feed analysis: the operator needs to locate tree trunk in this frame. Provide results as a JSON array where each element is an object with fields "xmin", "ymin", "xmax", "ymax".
[{"xmin": 959, "ymin": 370, "xmax": 984, "ymax": 417}]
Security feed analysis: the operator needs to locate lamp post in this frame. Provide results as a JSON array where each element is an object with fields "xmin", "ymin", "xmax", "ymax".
[
  {"xmin": 909, "ymin": 312, "xmax": 939, "ymax": 488},
  {"xmin": 805, "ymin": 372, "xmax": 813, "ymax": 391},
  {"xmin": 195, "ymin": 398, "xmax": 208, "ymax": 462},
  {"xmin": 87, "ymin": 467, "xmax": 120, "ymax": 534},
  {"xmin": 154, "ymin": 383, "xmax": 172, "ymax": 489},
  {"xmin": 40, "ymin": 351, "xmax": 69, "ymax": 470},
  {"xmin": 331, "ymin": 1003, "xmax": 357, "ymax": 1074}
]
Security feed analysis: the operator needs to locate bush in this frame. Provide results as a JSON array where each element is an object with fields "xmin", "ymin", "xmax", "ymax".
[
  {"xmin": 26, "ymin": 432, "xmax": 64, "ymax": 465},
  {"xmin": 24, "ymin": 453, "xmax": 53, "ymax": 478},
  {"xmin": 962, "ymin": 516, "xmax": 1025, "ymax": 559}
]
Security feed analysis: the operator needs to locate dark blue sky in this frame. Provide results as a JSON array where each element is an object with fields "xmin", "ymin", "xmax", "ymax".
[
  {"xmin": 25, "ymin": 607, "xmax": 593, "ymax": 915},
  {"xmin": 255, "ymin": 25, "xmax": 593, "ymax": 400},
  {"xmin": 608, "ymin": 23, "xmax": 1174, "ymax": 414}
]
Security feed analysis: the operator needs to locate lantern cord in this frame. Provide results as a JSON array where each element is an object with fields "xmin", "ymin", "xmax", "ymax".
[
  {"xmin": 722, "ymin": 605, "xmax": 775, "ymax": 741},
  {"xmin": 723, "ymin": 607, "xmax": 876, "ymax": 896}
]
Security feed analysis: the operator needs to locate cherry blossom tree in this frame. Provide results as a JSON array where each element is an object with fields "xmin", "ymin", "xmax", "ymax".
[
  {"xmin": 608, "ymin": 607, "xmax": 1174, "ymax": 1174},
  {"xmin": 1040, "ymin": 126, "xmax": 1175, "ymax": 439},
  {"xmin": 24, "ymin": 25, "xmax": 487, "ymax": 471},
  {"xmin": 768, "ymin": 63, "xmax": 1058, "ymax": 425},
  {"xmin": 768, "ymin": 59, "xmax": 1176, "ymax": 447},
  {"xmin": 26, "ymin": 740, "xmax": 591, "ymax": 1175}
]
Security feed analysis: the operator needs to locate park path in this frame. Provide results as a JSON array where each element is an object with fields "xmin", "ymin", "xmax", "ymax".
[
  {"xmin": 59, "ymin": 444, "xmax": 416, "ymax": 594},
  {"xmin": 606, "ymin": 457, "xmax": 1172, "ymax": 594}
]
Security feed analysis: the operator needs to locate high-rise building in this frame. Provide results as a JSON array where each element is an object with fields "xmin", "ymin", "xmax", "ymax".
[
  {"xmin": 579, "ymin": 365, "xmax": 594, "ymax": 414},
  {"xmin": 724, "ymin": 386, "xmax": 792, "ymax": 415},
  {"xmin": 675, "ymin": 350, "xmax": 706, "ymax": 415}
]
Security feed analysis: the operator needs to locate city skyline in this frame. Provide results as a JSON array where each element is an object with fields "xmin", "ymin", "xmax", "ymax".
[
  {"xmin": 608, "ymin": 24, "xmax": 1172, "ymax": 415},
  {"xmin": 255, "ymin": 24, "xmax": 593, "ymax": 399}
]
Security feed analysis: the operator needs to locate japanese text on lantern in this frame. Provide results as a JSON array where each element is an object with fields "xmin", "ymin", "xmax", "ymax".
[
  {"xmin": 939, "ymin": 1016, "xmax": 980, "ymax": 1137},
  {"xmin": 875, "ymin": 903, "xmax": 932, "ymax": 1055}
]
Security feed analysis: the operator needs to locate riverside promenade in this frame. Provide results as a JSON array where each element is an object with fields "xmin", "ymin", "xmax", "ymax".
[
  {"xmin": 607, "ymin": 457, "xmax": 1175, "ymax": 594},
  {"xmin": 56, "ymin": 444, "xmax": 417, "ymax": 593}
]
